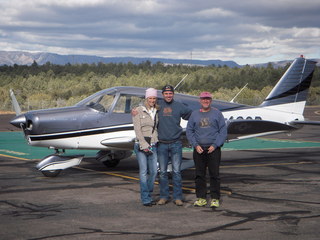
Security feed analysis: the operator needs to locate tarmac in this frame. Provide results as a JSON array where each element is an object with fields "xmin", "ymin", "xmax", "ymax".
[{"xmin": 0, "ymin": 107, "xmax": 320, "ymax": 240}]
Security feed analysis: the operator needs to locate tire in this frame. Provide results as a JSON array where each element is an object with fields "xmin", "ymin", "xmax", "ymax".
[
  {"xmin": 41, "ymin": 169, "xmax": 62, "ymax": 177},
  {"xmin": 102, "ymin": 159, "xmax": 120, "ymax": 168}
]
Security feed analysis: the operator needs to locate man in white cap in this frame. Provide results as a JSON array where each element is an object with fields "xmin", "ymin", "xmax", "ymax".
[{"xmin": 186, "ymin": 91, "xmax": 227, "ymax": 208}]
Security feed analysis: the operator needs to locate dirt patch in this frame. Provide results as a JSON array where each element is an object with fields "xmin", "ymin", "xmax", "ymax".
[{"xmin": 0, "ymin": 111, "xmax": 15, "ymax": 114}]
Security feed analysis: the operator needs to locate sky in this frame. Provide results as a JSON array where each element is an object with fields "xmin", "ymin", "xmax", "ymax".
[{"xmin": 0, "ymin": 0, "xmax": 320, "ymax": 65}]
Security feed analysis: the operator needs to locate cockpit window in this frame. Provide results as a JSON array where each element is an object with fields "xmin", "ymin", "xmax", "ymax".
[
  {"xmin": 76, "ymin": 89, "xmax": 145, "ymax": 113},
  {"xmin": 87, "ymin": 94, "xmax": 115, "ymax": 112},
  {"xmin": 76, "ymin": 89, "xmax": 116, "ymax": 112},
  {"xmin": 113, "ymin": 95, "xmax": 144, "ymax": 113}
]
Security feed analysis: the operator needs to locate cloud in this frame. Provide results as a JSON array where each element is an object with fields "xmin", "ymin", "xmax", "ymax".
[{"xmin": 0, "ymin": 0, "xmax": 319, "ymax": 64}]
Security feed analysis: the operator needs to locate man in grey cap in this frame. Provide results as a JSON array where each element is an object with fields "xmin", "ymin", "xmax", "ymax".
[{"xmin": 186, "ymin": 91, "xmax": 227, "ymax": 208}]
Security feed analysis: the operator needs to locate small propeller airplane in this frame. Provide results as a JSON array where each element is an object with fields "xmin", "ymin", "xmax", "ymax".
[{"xmin": 9, "ymin": 56, "xmax": 319, "ymax": 177}]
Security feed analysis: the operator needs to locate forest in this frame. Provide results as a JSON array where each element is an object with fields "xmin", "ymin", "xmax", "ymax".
[{"xmin": 0, "ymin": 60, "xmax": 319, "ymax": 112}]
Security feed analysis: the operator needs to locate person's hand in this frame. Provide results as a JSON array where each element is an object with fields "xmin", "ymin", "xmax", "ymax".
[
  {"xmin": 196, "ymin": 145, "xmax": 204, "ymax": 154},
  {"xmin": 131, "ymin": 108, "xmax": 138, "ymax": 116},
  {"xmin": 207, "ymin": 146, "xmax": 215, "ymax": 153}
]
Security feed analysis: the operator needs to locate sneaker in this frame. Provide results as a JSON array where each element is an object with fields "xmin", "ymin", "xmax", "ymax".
[
  {"xmin": 210, "ymin": 199, "xmax": 220, "ymax": 208},
  {"xmin": 173, "ymin": 199, "xmax": 183, "ymax": 206},
  {"xmin": 194, "ymin": 198, "xmax": 207, "ymax": 207},
  {"xmin": 157, "ymin": 198, "xmax": 167, "ymax": 205}
]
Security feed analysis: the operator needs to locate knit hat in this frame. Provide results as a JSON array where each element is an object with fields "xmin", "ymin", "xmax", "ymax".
[
  {"xmin": 162, "ymin": 85, "xmax": 174, "ymax": 93},
  {"xmin": 145, "ymin": 88, "xmax": 158, "ymax": 98},
  {"xmin": 199, "ymin": 91, "xmax": 212, "ymax": 99}
]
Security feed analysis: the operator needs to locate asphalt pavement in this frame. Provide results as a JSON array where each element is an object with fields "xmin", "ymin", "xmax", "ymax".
[{"xmin": 0, "ymin": 108, "xmax": 320, "ymax": 240}]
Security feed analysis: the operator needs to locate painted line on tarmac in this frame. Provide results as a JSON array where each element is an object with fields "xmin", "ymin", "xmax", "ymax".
[
  {"xmin": 1, "ymin": 154, "xmax": 312, "ymax": 196},
  {"xmin": 0, "ymin": 149, "xmax": 28, "ymax": 155},
  {"xmin": 0, "ymin": 153, "xmax": 33, "ymax": 161}
]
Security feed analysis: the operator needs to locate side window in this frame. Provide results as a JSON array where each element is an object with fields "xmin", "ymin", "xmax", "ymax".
[{"xmin": 113, "ymin": 95, "xmax": 144, "ymax": 113}]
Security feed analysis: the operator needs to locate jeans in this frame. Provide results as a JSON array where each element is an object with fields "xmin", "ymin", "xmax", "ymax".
[
  {"xmin": 158, "ymin": 140, "xmax": 183, "ymax": 201},
  {"xmin": 193, "ymin": 147, "xmax": 221, "ymax": 199},
  {"xmin": 134, "ymin": 143, "xmax": 158, "ymax": 204}
]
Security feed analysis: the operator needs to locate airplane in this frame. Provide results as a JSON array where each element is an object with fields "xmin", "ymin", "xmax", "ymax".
[{"xmin": 9, "ymin": 55, "xmax": 320, "ymax": 177}]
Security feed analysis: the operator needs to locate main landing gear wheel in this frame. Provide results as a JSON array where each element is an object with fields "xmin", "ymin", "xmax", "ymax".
[
  {"xmin": 41, "ymin": 169, "xmax": 62, "ymax": 177},
  {"xmin": 102, "ymin": 159, "xmax": 120, "ymax": 168}
]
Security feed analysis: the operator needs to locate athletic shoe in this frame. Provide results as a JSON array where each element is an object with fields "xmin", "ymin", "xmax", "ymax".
[
  {"xmin": 194, "ymin": 198, "xmax": 207, "ymax": 207},
  {"xmin": 210, "ymin": 199, "xmax": 220, "ymax": 208}
]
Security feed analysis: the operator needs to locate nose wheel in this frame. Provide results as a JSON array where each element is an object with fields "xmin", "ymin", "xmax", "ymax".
[{"xmin": 41, "ymin": 169, "xmax": 62, "ymax": 177}]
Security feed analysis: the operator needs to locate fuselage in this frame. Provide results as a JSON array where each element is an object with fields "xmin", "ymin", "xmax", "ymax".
[{"xmin": 10, "ymin": 86, "xmax": 304, "ymax": 150}]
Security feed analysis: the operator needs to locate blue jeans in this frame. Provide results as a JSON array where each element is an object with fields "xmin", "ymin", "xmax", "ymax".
[
  {"xmin": 134, "ymin": 143, "xmax": 158, "ymax": 204},
  {"xmin": 158, "ymin": 140, "xmax": 183, "ymax": 201}
]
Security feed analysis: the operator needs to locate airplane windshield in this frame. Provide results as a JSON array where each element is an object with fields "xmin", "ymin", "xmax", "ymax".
[
  {"xmin": 75, "ymin": 89, "xmax": 145, "ymax": 113},
  {"xmin": 87, "ymin": 94, "xmax": 115, "ymax": 112},
  {"xmin": 76, "ymin": 89, "xmax": 116, "ymax": 112}
]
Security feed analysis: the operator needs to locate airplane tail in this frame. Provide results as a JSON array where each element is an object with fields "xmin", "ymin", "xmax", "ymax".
[{"xmin": 259, "ymin": 56, "xmax": 317, "ymax": 115}]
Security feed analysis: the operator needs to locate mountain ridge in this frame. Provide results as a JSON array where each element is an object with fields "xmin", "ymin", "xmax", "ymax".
[
  {"xmin": 0, "ymin": 51, "xmax": 240, "ymax": 67},
  {"xmin": 0, "ymin": 50, "xmax": 318, "ymax": 67}
]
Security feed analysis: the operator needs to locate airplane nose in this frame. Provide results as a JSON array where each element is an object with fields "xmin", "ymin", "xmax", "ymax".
[{"xmin": 10, "ymin": 114, "xmax": 26, "ymax": 128}]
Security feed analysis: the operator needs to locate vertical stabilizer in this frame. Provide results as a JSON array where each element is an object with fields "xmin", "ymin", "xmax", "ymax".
[{"xmin": 260, "ymin": 56, "xmax": 317, "ymax": 108}]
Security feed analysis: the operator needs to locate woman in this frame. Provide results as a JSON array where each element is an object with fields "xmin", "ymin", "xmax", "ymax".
[{"xmin": 132, "ymin": 88, "xmax": 159, "ymax": 206}]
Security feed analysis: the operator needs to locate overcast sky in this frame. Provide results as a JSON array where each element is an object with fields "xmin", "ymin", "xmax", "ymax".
[{"xmin": 1, "ymin": 0, "xmax": 319, "ymax": 65}]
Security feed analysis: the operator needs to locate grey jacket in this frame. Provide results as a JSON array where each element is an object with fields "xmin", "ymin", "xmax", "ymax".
[{"xmin": 132, "ymin": 106, "xmax": 158, "ymax": 150}]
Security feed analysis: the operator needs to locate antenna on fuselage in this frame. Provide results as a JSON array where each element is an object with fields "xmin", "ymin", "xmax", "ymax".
[
  {"xmin": 174, "ymin": 74, "xmax": 188, "ymax": 91},
  {"xmin": 230, "ymin": 83, "xmax": 248, "ymax": 103}
]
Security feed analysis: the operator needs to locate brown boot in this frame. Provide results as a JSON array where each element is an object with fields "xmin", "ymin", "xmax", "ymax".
[
  {"xmin": 157, "ymin": 198, "xmax": 167, "ymax": 205},
  {"xmin": 173, "ymin": 199, "xmax": 183, "ymax": 206}
]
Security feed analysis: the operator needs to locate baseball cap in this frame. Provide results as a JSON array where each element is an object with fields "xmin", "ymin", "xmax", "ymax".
[
  {"xmin": 162, "ymin": 85, "xmax": 174, "ymax": 93},
  {"xmin": 199, "ymin": 91, "xmax": 212, "ymax": 99}
]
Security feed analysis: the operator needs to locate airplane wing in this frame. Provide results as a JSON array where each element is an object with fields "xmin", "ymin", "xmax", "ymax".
[{"xmin": 226, "ymin": 119, "xmax": 298, "ymax": 141}]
